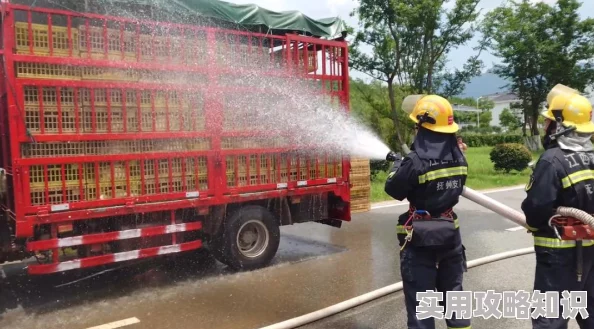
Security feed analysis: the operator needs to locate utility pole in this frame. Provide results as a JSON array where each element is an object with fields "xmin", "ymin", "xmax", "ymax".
[{"xmin": 476, "ymin": 96, "xmax": 484, "ymax": 127}]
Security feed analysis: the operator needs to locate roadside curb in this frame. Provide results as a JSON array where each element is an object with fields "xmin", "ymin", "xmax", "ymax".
[{"xmin": 370, "ymin": 185, "xmax": 525, "ymax": 210}]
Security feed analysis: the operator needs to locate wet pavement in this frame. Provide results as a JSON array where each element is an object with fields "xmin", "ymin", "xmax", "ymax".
[
  {"xmin": 299, "ymin": 254, "xmax": 580, "ymax": 329},
  {"xmin": 0, "ymin": 186, "xmax": 560, "ymax": 329}
]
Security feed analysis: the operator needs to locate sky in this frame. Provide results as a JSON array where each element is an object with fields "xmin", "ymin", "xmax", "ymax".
[{"xmin": 228, "ymin": 0, "xmax": 594, "ymax": 81}]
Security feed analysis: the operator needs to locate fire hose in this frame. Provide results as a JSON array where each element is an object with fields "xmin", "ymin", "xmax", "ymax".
[
  {"xmin": 258, "ymin": 187, "xmax": 594, "ymax": 329},
  {"xmin": 257, "ymin": 248, "xmax": 534, "ymax": 329},
  {"xmin": 461, "ymin": 186, "xmax": 526, "ymax": 227},
  {"xmin": 552, "ymin": 207, "xmax": 594, "ymax": 235},
  {"xmin": 548, "ymin": 207, "xmax": 594, "ymax": 282}
]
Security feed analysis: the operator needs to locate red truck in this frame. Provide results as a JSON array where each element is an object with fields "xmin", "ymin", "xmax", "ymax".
[{"xmin": 0, "ymin": 0, "xmax": 354, "ymax": 275}]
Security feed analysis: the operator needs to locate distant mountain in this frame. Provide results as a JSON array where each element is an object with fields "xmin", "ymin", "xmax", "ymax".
[
  {"xmin": 460, "ymin": 63, "xmax": 594, "ymax": 100},
  {"xmin": 457, "ymin": 72, "xmax": 511, "ymax": 98},
  {"xmin": 353, "ymin": 67, "xmax": 593, "ymax": 101},
  {"xmin": 458, "ymin": 72, "xmax": 594, "ymax": 102}
]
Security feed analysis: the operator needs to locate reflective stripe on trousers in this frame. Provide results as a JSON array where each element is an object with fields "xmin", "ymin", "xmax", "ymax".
[
  {"xmin": 533, "ymin": 236, "xmax": 594, "ymax": 248},
  {"xmin": 397, "ymin": 218, "xmax": 460, "ymax": 234}
]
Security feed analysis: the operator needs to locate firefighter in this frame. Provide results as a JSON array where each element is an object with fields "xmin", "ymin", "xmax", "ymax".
[
  {"xmin": 521, "ymin": 84, "xmax": 594, "ymax": 329},
  {"xmin": 385, "ymin": 94, "xmax": 470, "ymax": 329}
]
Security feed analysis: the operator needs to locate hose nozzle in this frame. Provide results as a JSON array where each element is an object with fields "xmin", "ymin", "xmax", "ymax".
[{"xmin": 386, "ymin": 152, "xmax": 398, "ymax": 162}]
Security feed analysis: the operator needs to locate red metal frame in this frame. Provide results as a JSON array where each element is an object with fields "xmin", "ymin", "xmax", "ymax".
[
  {"xmin": 0, "ymin": 2, "xmax": 351, "ymax": 274},
  {"xmin": 28, "ymin": 240, "xmax": 204, "ymax": 275},
  {"xmin": 27, "ymin": 222, "xmax": 203, "ymax": 251}
]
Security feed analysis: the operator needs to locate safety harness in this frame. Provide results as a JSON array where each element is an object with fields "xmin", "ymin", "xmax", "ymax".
[
  {"xmin": 548, "ymin": 214, "xmax": 594, "ymax": 282},
  {"xmin": 400, "ymin": 206, "xmax": 455, "ymax": 251}
]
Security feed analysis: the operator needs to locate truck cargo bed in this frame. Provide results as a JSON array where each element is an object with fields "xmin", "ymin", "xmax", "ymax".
[{"xmin": 0, "ymin": 2, "xmax": 352, "ymax": 274}]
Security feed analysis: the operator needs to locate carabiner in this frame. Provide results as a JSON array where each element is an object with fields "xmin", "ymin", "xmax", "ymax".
[{"xmin": 548, "ymin": 215, "xmax": 563, "ymax": 240}]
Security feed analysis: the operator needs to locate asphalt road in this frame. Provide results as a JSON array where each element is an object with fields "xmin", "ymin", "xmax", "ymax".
[{"xmin": 0, "ymin": 186, "xmax": 580, "ymax": 329}]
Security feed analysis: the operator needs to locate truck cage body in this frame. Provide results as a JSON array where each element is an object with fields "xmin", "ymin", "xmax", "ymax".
[{"xmin": 0, "ymin": 2, "xmax": 352, "ymax": 274}]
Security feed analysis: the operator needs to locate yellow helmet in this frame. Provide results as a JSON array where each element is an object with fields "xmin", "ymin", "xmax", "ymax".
[
  {"xmin": 402, "ymin": 94, "xmax": 458, "ymax": 134},
  {"xmin": 542, "ymin": 84, "xmax": 594, "ymax": 134}
]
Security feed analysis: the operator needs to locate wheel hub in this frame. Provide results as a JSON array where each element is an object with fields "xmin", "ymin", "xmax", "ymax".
[
  {"xmin": 241, "ymin": 231, "xmax": 257, "ymax": 244},
  {"xmin": 236, "ymin": 220, "xmax": 269, "ymax": 258}
]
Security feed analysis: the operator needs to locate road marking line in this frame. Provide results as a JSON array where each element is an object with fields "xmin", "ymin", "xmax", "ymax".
[
  {"xmin": 506, "ymin": 226, "xmax": 526, "ymax": 232},
  {"xmin": 85, "ymin": 317, "xmax": 140, "ymax": 329},
  {"xmin": 370, "ymin": 202, "xmax": 408, "ymax": 210},
  {"xmin": 370, "ymin": 185, "xmax": 525, "ymax": 210},
  {"xmin": 0, "ymin": 267, "xmax": 6, "ymax": 279},
  {"xmin": 479, "ymin": 185, "xmax": 526, "ymax": 194}
]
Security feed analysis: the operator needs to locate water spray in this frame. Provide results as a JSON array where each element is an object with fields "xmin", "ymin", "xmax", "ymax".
[
  {"xmin": 378, "ymin": 95, "xmax": 425, "ymax": 161},
  {"xmin": 223, "ymin": 71, "xmax": 392, "ymax": 161},
  {"xmin": 237, "ymin": 56, "xmax": 529, "ymax": 228}
]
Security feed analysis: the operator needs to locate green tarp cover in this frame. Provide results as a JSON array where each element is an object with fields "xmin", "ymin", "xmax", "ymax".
[
  {"xmin": 15, "ymin": 0, "xmax": 347, "ymax": 39},
  {"xmin": 172, "ymin": 0, "xmax": 347, "ymax": 39}
]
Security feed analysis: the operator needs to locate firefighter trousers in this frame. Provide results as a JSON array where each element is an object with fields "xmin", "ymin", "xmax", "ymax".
[
  {"xmin": 532, "ymin": 243, "xmax": 594, "ymax": 329},
  {"xmin": 399, "ymin": 242, "xmax": 470, "ymax": 329}
]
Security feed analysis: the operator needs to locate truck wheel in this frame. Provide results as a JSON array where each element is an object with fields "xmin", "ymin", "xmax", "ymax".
[
  {"xmin": 215, "ymin": 206, "xmax": 280, "ymax": 271},
  {"xmin": 208, "ymin": 234, "xmax": 229, "ymax": 266}
]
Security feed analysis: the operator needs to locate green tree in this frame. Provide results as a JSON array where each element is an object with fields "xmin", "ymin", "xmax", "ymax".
[
  {"xmin": 479, "ymin": 110, "xmax": 492, "ymax": 128},
  {"xmin": 499, "ymin": 108, "xmax": 522, "ymax": 132},
  {"xmin": 481, "ymin": 0, "xmax": 594, "ymax": 150},
  {"xmin": 349, "ymin": 0, "xmax": 484, "ymax": 150},
  {"xmin": 450, "ymin": 96, "xmax": 476, "ymax": 107},
  {"xmin": 453, "ymin": 111, "xmax": 476, "ymax": 125},
  {"xmin": 450, "ymin": 97, "xmax": 476, "ymax": 125},
  {"xmin": 478, "ymin": 98, "xmax": 495, "ymax": 111},
  {"xmin": 449, "ymin": 96, "xmax": 494, "ymax": 127}
]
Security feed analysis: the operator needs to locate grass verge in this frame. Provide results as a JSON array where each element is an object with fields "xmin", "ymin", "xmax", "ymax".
[{"xmin": 370, "ymin": 146, "xmax": 543, "ymax": 203}]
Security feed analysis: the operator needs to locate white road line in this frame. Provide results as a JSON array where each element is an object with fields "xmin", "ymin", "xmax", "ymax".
[
  {"xmin": 0, "ymin": 267, "xmax": 6, "ymax": 279},
  {"xmin": 370, "ymin": 185, "xmax": 525, "ymax": 210},
  {"xmin": 479, "ymin": 185, "xmax": 526, "ymax": 194},
  {"xmin": 85, "ymin": 317, "xmax": 140, "ymax": 329},
  {"xmin": 370, "ymin": 202, "xmax": 408, "ymax": 210},
  {"xmin": 506, "ymin": 226, "xmax": 526, "ymax": 232}
]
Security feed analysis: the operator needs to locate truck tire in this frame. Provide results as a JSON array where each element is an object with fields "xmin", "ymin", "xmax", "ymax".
[
  {"xmin": 211, "ymin": 206, "xmax": 280, "ymax": 271},
  {"xmin": 208, "ymin": 235, "xmax": 229, "ymax": 266}
]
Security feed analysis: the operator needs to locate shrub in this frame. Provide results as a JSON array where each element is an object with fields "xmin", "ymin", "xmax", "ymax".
[
  {"xmin": 489, "ymin": 143, "xmax": 533, "ymax": 173},
  {"xmin": 370, "ymin": 160, "xmax": 391, "ymax": 180},
  {"xmin": 459, "ymin": 134, "xmax": 523, "ymax": 147}
]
